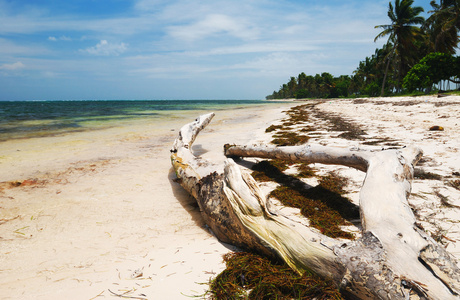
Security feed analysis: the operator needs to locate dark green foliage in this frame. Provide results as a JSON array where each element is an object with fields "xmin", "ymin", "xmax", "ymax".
[
  {"xmin": 402, "ymin": 64, "xmax": 432, "ymax": 91},
  {"xmin": 374, "ymin": 0, "xmax": 426, "ymax": 91},
  {"xmin": 208, "ymin": 252, "xmax": 344, "ymax": 300},
  {"xmin": 363, "ymin": 81, "xmax": 381, "ymax": 97},
  {"xmin": 403, "ymin": 52, "xmax": 459, "ymax": 92},
  {"xmin": 267, "ymin": 73, "xmax": 354, "ymax": 99},
  {"xmin": 426, "ymin": 0, "xmax": 460, "ymax": 54},
  {"xmin": 295, "ymin": 89, "xmax": 310, "ymax": 99},
  {"xmin": 334, "ymin": 78, "xmax": 351, "ymax": 98}
]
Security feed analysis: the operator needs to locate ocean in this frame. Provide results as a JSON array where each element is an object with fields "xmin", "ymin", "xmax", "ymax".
[{"xmin": 0, "ymin": 100, "xmax": 277, "ymax": 142}]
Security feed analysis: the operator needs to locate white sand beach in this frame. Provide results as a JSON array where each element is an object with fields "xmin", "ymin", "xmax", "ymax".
[
  {"xmin": 1, "ymin": 96, "xmax": 459, "ymax": 299},
  {"xmin": 0, "ymin": 103, "xmax": 293, "ymax": 299}
]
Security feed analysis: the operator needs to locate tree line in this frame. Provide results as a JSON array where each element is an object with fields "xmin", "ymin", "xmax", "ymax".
[{"xmin": 266, "ymin": 0, "xmax": 460, "ymax": 100}]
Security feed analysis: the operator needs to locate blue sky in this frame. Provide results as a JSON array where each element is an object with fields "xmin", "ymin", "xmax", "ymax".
[{"xmin": 0, "ymin": 0, "xmax": 433, "ymax": 100}]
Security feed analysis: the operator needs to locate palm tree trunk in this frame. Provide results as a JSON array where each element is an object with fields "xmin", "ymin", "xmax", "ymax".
[
  {"xmin": 381, "ymin": 49, "xmax": 394, "ymax": 97},
  {"xmin": 381, "ymin": 56, "xmax": 391, "ymax": 96}
]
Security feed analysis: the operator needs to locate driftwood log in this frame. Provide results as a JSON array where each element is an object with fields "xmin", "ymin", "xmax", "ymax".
[{"xmin": 170, "ymin": 113, "xmax": 460, "ymax": 299}]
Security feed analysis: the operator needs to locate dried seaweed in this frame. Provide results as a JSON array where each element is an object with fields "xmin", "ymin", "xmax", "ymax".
[
  {"xmin": 414, "ymin": 169, "xmax": 443, "ymax": 180},
  {"xmin": 448, "ymin": 179, "xmax": 460, "ymax": 191},
  {"xmin": 266, "ymin": 105, "xmax": 317, "ymax": 146},
  {"xmin": 270, "ymin": 184, "xmax": 355, "ymax": 239},
  {"xmin": 271, "ymin": 131, "xmax": 310, "ymax": 146},
  {"xmin": 265, "ymin": 124, "xmax": 283, "ymax": 133},
  {"xmin": 252, "ymin": 160, "xmax": 357, "ymax": 239},
  {"xmin": 208, "ymin": 252, "xmax": 343, "ymax": 300}
]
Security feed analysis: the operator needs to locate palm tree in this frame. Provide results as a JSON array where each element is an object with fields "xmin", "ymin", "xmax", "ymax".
[
  {"xmin": 426, "ymin": 0, "xmax": 460, "ymax": 54},
  {"xmin": 375, "ymin": 0, "xmax": 425, "ymax": 93}
]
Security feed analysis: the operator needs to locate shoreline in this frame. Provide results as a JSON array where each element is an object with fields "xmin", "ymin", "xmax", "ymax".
[{"xmin": 0, "ymin": 102, "xmax": 295, "ymax": 299}]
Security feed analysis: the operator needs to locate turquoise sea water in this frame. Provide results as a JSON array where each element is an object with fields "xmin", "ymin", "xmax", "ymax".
[{"xmin": 0, "ymin": 100, "xmax": 275, "ymax": 141}]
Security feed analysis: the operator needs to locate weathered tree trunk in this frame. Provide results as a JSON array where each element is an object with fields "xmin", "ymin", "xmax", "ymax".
[{"xmin": 171, "ymin": 113, "xmax": 460, "ymax": 299}]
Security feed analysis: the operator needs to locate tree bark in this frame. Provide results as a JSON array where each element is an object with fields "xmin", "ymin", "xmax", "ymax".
[
  {"xmin": 171, "ymin": 113, "xmax": 460, "ymax": 299},
  {"xmin": 381, "ymin": 51, "xmax": 393, "ymax": 97}
]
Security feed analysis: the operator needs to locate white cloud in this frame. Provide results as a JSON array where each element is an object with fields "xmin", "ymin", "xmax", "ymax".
[
  {"xmin": 167, "ymin": 13, "xmax": 259, "ymax": 41},
  {"xmin": 81, "ymin": 40, "xmax": 128, "ymax": 56},
  {"xmin": 0, "ymin": 61, "xmax": 25, "ymax": 70},
  {"xmin": 48, "ymin": 36, "xmax": 72, "ymax": 42}
]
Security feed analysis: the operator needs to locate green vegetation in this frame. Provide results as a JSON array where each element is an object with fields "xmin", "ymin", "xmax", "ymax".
[
  {"xmin": 208, "ymin": 252, "xmax": 343, "ymax": 300},
  {"xmin": 267, "ymin": 72, "xmax": 356, "ymax": 99},
  {"xmin": 267, "ymin": 0, "xmax": 460, "ymax": 99},
  {"xmin": 403, "ymin": 52, "xmax": 460, "ymax": 92}
]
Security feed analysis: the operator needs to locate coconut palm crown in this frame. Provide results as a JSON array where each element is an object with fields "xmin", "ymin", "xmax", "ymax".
[{"xmin": 375, "ymin": 0, "xmax": 425, "ymax": 91}]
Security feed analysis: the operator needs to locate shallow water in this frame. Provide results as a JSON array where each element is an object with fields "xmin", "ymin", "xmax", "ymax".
[{"xmin": 0, "ymin": 100, "xmax": 278, "ymax": 141}]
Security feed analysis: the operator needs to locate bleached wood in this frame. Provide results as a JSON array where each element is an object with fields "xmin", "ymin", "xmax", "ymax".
[
  {"xmin": 172, "ymin": 114, "xmax": 460, "ymax": 299},
  {"xmin": 225, "ymin": 143, "xmax": 370, "ymax": 172}
]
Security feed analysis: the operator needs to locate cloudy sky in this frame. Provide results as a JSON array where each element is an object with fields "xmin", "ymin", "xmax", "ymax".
[{"xmin": 0, "ymin": 0, "xmax": 433, "ymax": 100}]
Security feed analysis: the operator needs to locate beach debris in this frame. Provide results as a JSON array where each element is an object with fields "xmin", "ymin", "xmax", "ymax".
[
  {"xmin": 108, "ymin": 289, "xmax": 147, "ymax": 300},
  {"xmin": 13, "ymin": 226, "xmax": 29, "ymax": 236},
  {"xmin": 8, "ymin": 181, "xmax": 22, "ymax": 187},
  {"xmin": 448, "ymin": 179, "xmax": 460, "ymax": 191},
  {"xmin": 434, "ymin": 189, "xmax": 460, "ymax": 209},
  {"xmin": 89, "ymin": 290, "xmax": 104, "ymax": 300},
  {"xmin": 20, "ymin": 179, "xmax": 39, "ymax": 186},
  {"xmin": 171, "ymin": 113, "xmax": 460, "ymax": 299},
  {"xmin": 429, "ymin": 125, "xmax": 444, "ymax": 131},
  {"xmin": 0, "ymin": 215, "xmax": 20, "ymax": 225},
  {"xmin": 130, "ymin": 269, "xmax": 143, "ymax": 279}
]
